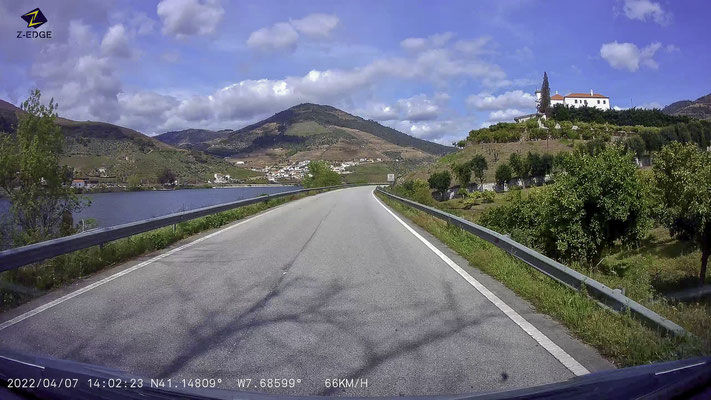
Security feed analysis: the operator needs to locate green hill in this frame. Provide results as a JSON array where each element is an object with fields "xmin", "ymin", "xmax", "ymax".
[
  {"xmin": 156, "ymin": 103, "xmax": 455, "ymax": 167},
  {"xmin": 663, "ymin": 93, "xmax": 711, "ymax": 121},
  {"xmin": 0, "ymin": 99, "xmax": 262, "ymax": 184}
]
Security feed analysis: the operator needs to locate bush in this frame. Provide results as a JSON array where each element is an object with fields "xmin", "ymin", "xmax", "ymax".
[
  {"xmin": 529, "ymin": 128, "xmax": 549, "ymax": 140},
  {"xmin": 565, "ymin": 129, "xmax": 580, "ymax": 140},
  {"xmin": 396, "ymin": 179, "xmax": 434, "ymax": 205},
  {"xmin": 482, "ymin": 191, "xmax": 495, "ymax": 203},
  {"xmin": 302, "ymin": 161, "xmax": 341, "ymax": 188},
  {"xmin": 481, "ymin": 146, "xmax": 651, "ymax": 264}
]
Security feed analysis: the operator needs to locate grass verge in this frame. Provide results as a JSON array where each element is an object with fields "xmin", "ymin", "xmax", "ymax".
[
  {"xmin": 0, "ymin": 190, "xmax": 322, "ymax": 312},
  {"xmin": 376, "ymin": 192, "xmax": 707, "ymax": 367}
]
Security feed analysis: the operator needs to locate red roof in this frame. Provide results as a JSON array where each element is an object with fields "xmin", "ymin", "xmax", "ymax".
[
  {"xmin": 551, "ymin": 94, "xmax": 564, "ymax": 100},
  {"xmin": 566, "ymin": 92, "xmax": 608, "ymax": 98}
]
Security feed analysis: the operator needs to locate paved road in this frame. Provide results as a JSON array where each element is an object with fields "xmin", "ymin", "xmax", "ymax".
[{"xmin": 0, "ymin": 186, "xmax": 610, "ymax": 396}]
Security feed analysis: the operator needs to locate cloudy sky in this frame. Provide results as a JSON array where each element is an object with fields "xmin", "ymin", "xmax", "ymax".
[{"xmin": 1, "ymin": 0, "xmax": 709, "ymax": 145}]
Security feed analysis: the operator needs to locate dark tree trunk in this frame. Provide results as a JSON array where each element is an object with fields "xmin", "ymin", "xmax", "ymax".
[
  {"xmin": 701, "ymin": 226, "xmax": 710, "ymax": 284},
  {"xmin": 701, "ymin": 246, "xmax": 709, "ymax": 284}
]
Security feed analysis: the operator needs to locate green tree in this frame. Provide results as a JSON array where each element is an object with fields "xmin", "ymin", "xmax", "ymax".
[
  {"xmin": 527, "ymin": 152, "xmax": 543, "ymax": 177},
  {"xmin": 428, "ymin": 171, "xmax": 451, "ymax": 199},
  {"xmin": 545, "ymin": 146, "xmax": 651, "ymax": 263},
  {"xmin": 623, "ymin": 135, "xmax": 646, "ymax": 158},
  {"xmin": 653, "ymin": 142, "xmax": 711, "ymax": 283},
  {"xmin": 302, "ymin": 161, "xmax": 342, "ymax": 188},
  {"xmin": 0, "ymin": 89, "xmax": 87, "ymax": 245},
  {"xmin": 451, "ymin": 162, "xmax": 471, "ymax": 189},
  {"xmin": 482, "ymin": 146, "xmax": 651, "ymax": 265},
  {"xmin": 538, "ymin": 72, "xmax": 551, "ymax": 116},
  {"xmin": 509, "ymin": 152, "xmax": 530, "ymax": 184},
  {"xmin": 470, "ymin": 154, "xmax": 488, "ymax": 188},
  {"xmin": 495, "ymin": 163, "xmax": 512, "ymax": 186}
]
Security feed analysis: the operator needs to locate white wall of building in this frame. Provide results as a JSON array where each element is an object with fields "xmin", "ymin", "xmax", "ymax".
[
  {"xmin": 564, "ymin": 95, "xmax": 610, "ymax": 110},
  {"xmin": 537, "ymin": 89, "xmax": 611, "ymax": 110}
]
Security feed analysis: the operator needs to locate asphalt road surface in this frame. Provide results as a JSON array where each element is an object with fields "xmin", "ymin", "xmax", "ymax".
[{"xmin": 0, "ymin": 186, "xmax": 612, "ymax": 396}]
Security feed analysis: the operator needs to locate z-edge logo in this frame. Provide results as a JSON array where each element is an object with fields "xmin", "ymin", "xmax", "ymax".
[
  {"xmin": 17, "ymin": 8, "xmax": 51, "ymax": 39},
  {"xmin": 21, "ymin": 8, "xmax": 47, "ymax": 29}
]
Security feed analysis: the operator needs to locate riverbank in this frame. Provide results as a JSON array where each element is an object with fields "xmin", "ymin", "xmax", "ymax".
[{"xmin": 75, "ymin": 182, "xmax": 297, "ymax": 194}]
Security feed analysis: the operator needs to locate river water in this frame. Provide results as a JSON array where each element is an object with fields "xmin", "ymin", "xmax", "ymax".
[{"xmin": 0, "ymin": 186, "xmax": 301, "ymax": 229}]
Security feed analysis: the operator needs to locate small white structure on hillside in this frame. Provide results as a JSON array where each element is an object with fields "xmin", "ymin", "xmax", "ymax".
[
  {"xmin": 213, "ymin": 173, "xmax": 231, "ymax": 184},
  {"xmin": 536, "ymin": 89, "xmax": 610, "ymax": 110}
]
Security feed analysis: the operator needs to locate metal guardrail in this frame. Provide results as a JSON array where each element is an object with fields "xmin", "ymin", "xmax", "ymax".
[
  {"xmin": 0, "ymin": 185, "xmax": 351, "ymax": 272},
  {"xmin": 376, "ymin": 187, "xmax": 686, "ymax": 337}
]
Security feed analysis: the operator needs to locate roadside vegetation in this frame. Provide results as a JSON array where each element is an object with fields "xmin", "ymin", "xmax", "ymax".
[
  {"xmin": 302, "ymin": 160, "xmax": 342, "ymax": 188},
  {"xmin": 385, "ymin": 131, "xmax": 711, "ymax": 365},
  {"xmin": 0, "ymin": 90, "xmax": 89, "ymax": 247},
  {"xmin": 376, "ymin": 193, "xmax": 705, "ymax": 366}
]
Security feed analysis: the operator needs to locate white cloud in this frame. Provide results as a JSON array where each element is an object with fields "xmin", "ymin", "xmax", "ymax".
[
  {"xmin": 600, "ymin": 41, "xmax": 662, "ymax": 72},
  {"xmin": 31, "ymin": 21, "xmax": 122, "ymax": 122},
  {"xmin": 247, "ymin": 14, "xmax": 339, "ymax": 51},
  {"xmin": 18, "ymin": 18, "xmax": 505, "ymax": 144},
  {"xmin": 117, "ymin": 92, "xmax": 180, "ymax": 133},
  {"xmin": 360, "ymin": 93, "xmax": 448, "ymax": 122},
  {"xmin": 247, "ymin": 22, "xmax": 300, "ymax": 51},
  {"xmin": 128, "ymin": 12, "xmax": 156, "ymax": 35},
  {"xmin": 157, "ymin": 0, "xmax": 224, "ymax": 38},
  {"xmin": 622, "ymin": 0, "xmax": 671, "ymax": 25},
  {"xmin": 386, "ymin": 117, "xmax": 474, "ymax": 144},
  {"xmin": 466, "ymin": 90, "xmax": 536, "ymax": 110},
  {"xmin": 453, "ymin": 37, "xmax": 492, "ymax": 55},
  {"xmin": 487, "ymin": 108, "xmax": 525, "ymax": 122},
  {"xmin": 290, "ymin": 14, "xmax": 339, "ymax": 37},
  {"xmin": 101, "ymin": 24, "xmax": 132, "ymax": 58},
  {"xmin": 637, "ymin": 101, "xmax": 663, "ymax": 109},
  {"xmin": 400, "ymin": 32, "xmax": 454, "ymax": 52}
]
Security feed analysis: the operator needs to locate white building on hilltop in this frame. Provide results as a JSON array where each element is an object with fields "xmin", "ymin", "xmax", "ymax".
[{"xmin": 536, "ymin": 89, "xmax": 610, "ymax": 110}]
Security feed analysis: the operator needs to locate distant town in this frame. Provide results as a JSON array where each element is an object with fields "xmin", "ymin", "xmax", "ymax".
[{"xmin": 259, "ymin": 158, "xmax": 383, "ymax": 182}]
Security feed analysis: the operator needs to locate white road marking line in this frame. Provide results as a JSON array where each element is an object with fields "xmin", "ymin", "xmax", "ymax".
[
  {"xmin": 655, "ymin": 361, "xmax": 706, "ymax": 375},
  {"xmin": 0, "ymin": 203, "xmax": 287, "ymax": 332},
  {"xmin": 372, "ymin": 191, "xmax": 590, "ymax": 376},
  {"xmin": 0, "ymin": 355, "xmax": 45, "ymax": 369}
]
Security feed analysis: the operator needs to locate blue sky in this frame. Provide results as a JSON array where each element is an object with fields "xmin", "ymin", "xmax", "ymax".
[{"xmin": 1, "ymin": 0, "xmax": 709, "ymax": 144}]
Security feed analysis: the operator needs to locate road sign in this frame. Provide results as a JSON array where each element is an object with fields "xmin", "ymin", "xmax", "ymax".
[{"xmin": 387, "ymin": 174, "xmax": 395, "ymax": 182}]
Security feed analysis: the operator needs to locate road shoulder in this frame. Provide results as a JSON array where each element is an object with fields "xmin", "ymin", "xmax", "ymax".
[{"xmin": 376, "ymin": 194, "xmax": 615, "ymax": 373}]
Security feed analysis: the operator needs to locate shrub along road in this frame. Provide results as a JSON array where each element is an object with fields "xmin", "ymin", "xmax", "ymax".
[{"xmin": 0, "ymin": 186, "xmax": 611, "ymax": 396}]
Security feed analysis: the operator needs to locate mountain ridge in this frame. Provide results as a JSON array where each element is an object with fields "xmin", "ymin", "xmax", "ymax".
[
  {"xmin": 663, "ymin": 93, "xmax": 711, "ymax": 121},
  {"xmin": 0, "ymin": 99, "xmax": 260, "ymax": 183},
  {"xmin": 156, "ymin": 103, "xmax": 455, "ymax": 166}
]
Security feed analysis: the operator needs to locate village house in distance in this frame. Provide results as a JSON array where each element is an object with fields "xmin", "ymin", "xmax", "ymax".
[
  {"xmin": 515, "ymin": 86, "xmax": 612, "ymax": 122},
  {"xmin": 537, "ymin": 89, "xmax": 611, "ymax": 110}
]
